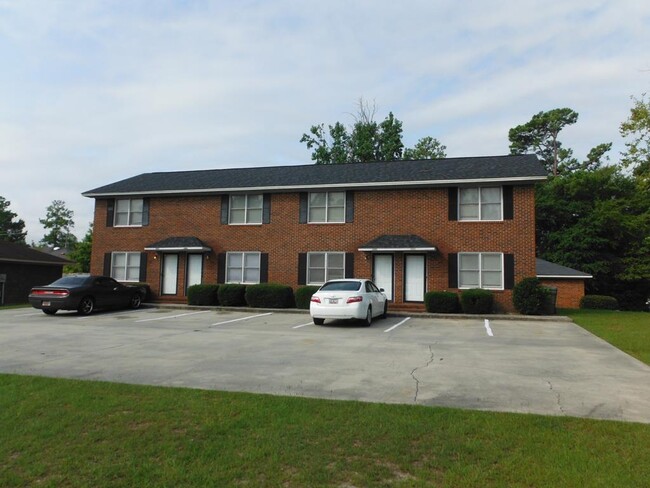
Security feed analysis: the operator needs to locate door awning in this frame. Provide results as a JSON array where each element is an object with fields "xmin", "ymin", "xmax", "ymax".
[
  {"xmin": 358, "ymin": 235, "xmax": 437, "ymax": 252},
  {"xmin": 144, "ymin": 236, "xmax": 212, "ymax": 252}
]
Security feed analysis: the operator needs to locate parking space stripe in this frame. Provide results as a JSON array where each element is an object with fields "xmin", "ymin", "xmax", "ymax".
[
  {"xmin": 76, "ymin": 309, "xmax": 149, "ymax": 320},
  {"xmin": 484, "ymin": 319, "xmax": 494, "ymax": 337},
  {"xmin": 292, "ymin": 322, "xmax": 313, "ymax": 329},
  {"xmin": 211, "ymin": 312, "xmax": 272, "ymax": 326},
  {"xmin": 384, "ymin": 317, "xmax": 410, "ymax": 332},
  {"xmin": 135, "ymin": 311, "xmax": 211, "ymax": 323}
]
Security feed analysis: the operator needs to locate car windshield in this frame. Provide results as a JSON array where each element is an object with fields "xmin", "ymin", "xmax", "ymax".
[
  {"xmin": 49, "ymin": 276, "xmax": 91, "ymax": 287},
  {"xmin": 319, "ymin": 281, "xmax": 362, "ymax": 292}
]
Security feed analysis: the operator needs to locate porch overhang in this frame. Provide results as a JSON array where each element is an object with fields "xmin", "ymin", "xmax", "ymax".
[
  {"xmin": 144, "ymin": 236, "xmax": 212, "ymax": 252},
  {"xmin": 358, "ymin": 235, "xmax": 437, "ymax": 253}
]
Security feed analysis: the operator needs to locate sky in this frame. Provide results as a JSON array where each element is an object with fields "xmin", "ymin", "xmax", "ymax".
[{"xmin": 1, "ymin": 0, "xmax": 649, "ymax": 243}]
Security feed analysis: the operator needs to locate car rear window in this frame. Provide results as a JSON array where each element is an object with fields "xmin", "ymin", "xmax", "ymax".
[
  {"xmin": 50, "ymin": 276, "xmax": 91, "ymax": 287},
  {"xmin": 319, "ymin": 281, "xmax": 362, "ymax": 292}
]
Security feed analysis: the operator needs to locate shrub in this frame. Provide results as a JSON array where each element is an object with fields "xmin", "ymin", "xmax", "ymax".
[
  {"xmin": 424, "ymin": 291, "xmax": 459, "ymax": 313},
  {"xmin": 295, "ymin": 285, "xmax": 320, "ymax": 309},
  {"xmin": 187, "ymin": 284, "xmax": 219, "ymax": 306},
  {"xmin": 218, "ymin": 284, "xmax": 247, "ymax": 306},
  {"xmin": 580, "ymin": 295, "xmax": 619, "ymax": 310},
  {"xmin": 512, "ymin": 278, "xmax": 550, "ymax": 315},
  {"xmin": 245, "ymin": 283, "xmax": 295, "ymax": 308},
  {"xmin": 460, "ymin": 289, "xmax": 494, "ymax": 314}
]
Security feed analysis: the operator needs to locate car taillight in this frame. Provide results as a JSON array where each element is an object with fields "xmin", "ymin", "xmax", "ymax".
[
  {"xmin": 31, "ymin": 289, "xmax": 69, "ymax": 297},
  {"xmin": 310, "ymin": 296, "xmax": 321, "ymax": 303},
  {"xmin": 346, "ymin": 296, "xmax": 363, "ymax": 303}
]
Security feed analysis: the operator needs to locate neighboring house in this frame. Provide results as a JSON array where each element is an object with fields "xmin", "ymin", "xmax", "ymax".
[
  {"xmin": 0, "ymin": 241, "xmax": 71, "ymax": 305},
  {"xmin": 83, "ymin": 155, "xmax": 549, "ymax": 312},
  {"xmin": 536, "ymin": 258, "xmax": 592, "ymax": 309}
]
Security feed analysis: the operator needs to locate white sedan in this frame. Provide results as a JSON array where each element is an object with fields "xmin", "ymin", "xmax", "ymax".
[{"xmin": 309, "ymin": 279, "xmax": 388, "ymax": 326}]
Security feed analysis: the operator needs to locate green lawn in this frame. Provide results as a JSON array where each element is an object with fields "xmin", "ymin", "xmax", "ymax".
[
  {"xmin": 564, "ymin": 309, "xmax": 650, "ymax": 365},
  {"xmin": 1, "ymin": 374, "xmax": 649, "ymax": 487}
]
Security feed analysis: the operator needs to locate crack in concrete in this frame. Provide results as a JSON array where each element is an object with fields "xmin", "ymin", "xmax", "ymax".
[
  {"xmin": 410, "ymin": 345, "xmax": 435, "ymax": 402},
  {"xmin": 547, "ymin": 380, "xmax": 566, "ymax": 414}
]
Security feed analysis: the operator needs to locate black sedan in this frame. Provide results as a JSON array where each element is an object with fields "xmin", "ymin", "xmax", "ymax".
[{"xmin": 29, "ymin": 275, "xmax": 145, "ymax": 315}]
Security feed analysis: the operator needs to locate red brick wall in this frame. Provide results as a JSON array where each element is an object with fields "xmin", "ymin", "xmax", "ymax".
[
  {"xmin": 90, "ymin": 186, "xmax": 538, "ymax": 312},
  {"xmin": 539, "ymin": 278, "xmax": 586, "ymax": 309}
]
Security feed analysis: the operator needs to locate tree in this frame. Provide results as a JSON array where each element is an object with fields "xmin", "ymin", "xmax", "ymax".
[
  {"xmin": 403, "ymin": 136, "xmax": 447, "ymax": 160},
  {"xmin": 39, "ymin": 200, "xmax": 77, "ymax": 249},
  {"xmin": 66, "ymin": 224, "xmax": 93, "ymax": 273},
  {"xmin": 0, "ymin": 196, "xmax": 27, "ymax": 243},
  {"xmin": 620, "ymin": 94, "xmax": 650, "ymax": 187}
]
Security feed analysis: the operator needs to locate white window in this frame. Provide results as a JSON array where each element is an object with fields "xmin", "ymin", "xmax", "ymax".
[
  {"xmin": 115, "ymin": 199, "xmax": 144, "ymax": 226},
  {"xmin": 308, "ymin": 191, "xmax": 345, "ymax": 223},
  {"xmin": 459, "ymin": 187, "xmax": 502, "ymax": 221},
  {"xmin": 226, "ymin": 252, "xmax": 261, "ymax": 284},
  {"xmin": 111, "ymin": 252, "xmax": 141, "ymax": 282},
  {"xmin": 307, "ymin": 252, "xmax": 345, "ymax": 284},
  {"xmin": 458, "ymin": 253, "xmax": 503, "ymax": 290},
  {"xmin": 229, "ymin": 194, "xmax": 263, "ymax": 224}
]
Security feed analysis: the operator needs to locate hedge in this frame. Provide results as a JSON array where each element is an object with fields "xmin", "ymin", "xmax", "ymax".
[
  {"xmin": 187, "ymin": 284, "xmax": 219, "ymax": 306},
  {"xmin": 512, "ymin": 277, "xmax": 549, "ymax": 315},
  {"xmin": 245, "ymin": 283, "xmax": 295, "ymax": 308},
  {"xmin": 218, "ymin": 284, "xmax": 247, "ymax": 306},
  {"xmin": 580, "ymin": 295, "xmax": 619, "ymax": 310},
  {"xmin": 295, "ymin": 285, "xmax": 320, "ymax": 309},
  {"xmin": 424, "ymin": 291, "xmax": 459, "ymax": 313},
  {"xmin": 460, "ymin": 289, "xmax": 494, "ymax": 314}
]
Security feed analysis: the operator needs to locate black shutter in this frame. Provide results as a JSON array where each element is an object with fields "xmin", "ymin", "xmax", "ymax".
[
  {"xmin": 299, "ymin": 193, "xmax": 308, "ymax": 223},
  {"xmin": 103, "ymin": 253, "xmax": 112, "ymax": 276},
  {"xmin": 221, "ymin": 195, "xmax": 230, "ymax": 225},
  {"xmin": 504, "ymin": 254, "xmax": 515, "ymax": 289},
  {"xmin": 263, "ymin": 194, "xmax": 271, "ymax": 224},
  {"xmin": 260, "ymin": 253, "xmax": 269, "ymax": 283},
  {"xmin": 217, "ymin": 253, "xmax": 226, "ymax": 283},
  {"xmin": 142, "ymin": 198, "xmax": 150, "ymax": 226},
  {"xmin": 298, "ymin": 253, "xmax": 307, "ymax": 285},
  {"xmin": 448, "ymin": 188, "xmax": 458, "ymax": 221},
  {"xmin": 345, "ymin": 191, "xmax": 354, "ymax": 223},
  {"xmin": 139, "ymin": 253, "xmax": 148, "ymax": 282},
  {"xmin": 448, "ymin": 253, "xmax": 458, "ymax": 288},
  {"xmin": 345, "ymin": 253, "xmax": 355, "ymax": 278},
  {"xmin": 503, "ymin": 186, "xmax": 513, "ymax": 220},
  {"xmin": 106, "ymin": 199, "xmax": 115, "ymax": 227}
]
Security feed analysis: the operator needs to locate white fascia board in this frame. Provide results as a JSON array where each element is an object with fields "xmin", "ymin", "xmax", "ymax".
[
  {"xmin": 143, "ymin": 246, "xmax": 211, "ymax": 252},
  {"xmin": 537, "ymin": 274, "xmax": 592, "ymax": 279},
  {"xmin": 358, "ymin": 247, "xmax": 437, "ymax": 252}
]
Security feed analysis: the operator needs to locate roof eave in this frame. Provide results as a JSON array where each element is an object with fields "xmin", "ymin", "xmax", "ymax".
[{"xmin": 537, "ymin": 274, "xmax": 592, "ymax": 279}]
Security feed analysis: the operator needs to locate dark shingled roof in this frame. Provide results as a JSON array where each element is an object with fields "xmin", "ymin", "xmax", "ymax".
[
  {"xmin": 83, "ymin": 154, "xmax": 546, "ymax": 197},
  {"xmin": 359, "ymin": 235, "xmax": 437, "ymax": 251},
  {"xmin": 0, "ymin": 241, "xmax": 72, "ymax": 265},
  {"xmin": 144, "ymin": 237, "xmax": 212, "ymax": 251},
  {"xmin": 536, "ymin": 259, "xmax": 592, "ymax": 279}
]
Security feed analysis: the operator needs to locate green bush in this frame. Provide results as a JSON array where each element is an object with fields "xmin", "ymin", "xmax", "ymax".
[
  {"xmin": 245, "ymin": 283, "xmax": 295, "ymax": 308},
  {"xmin": 218, "ymin": 284, "xmax": 247, "ymax": 306},
  {"xmin": 295, "ymin": 285, "xmax": 320, "ymax": 309},
  {"xmin": 460, "ymin": 289, "xmax": 494, "ymax": 314},
  {"xmin": 580, "ymin": 295, "xmax": 619, "ymax": 310},
  {"xmin": 512, "ymin": 278, "xmax": 550, "ymax": 315},
  {"xmin": 424, "ymin": 291, "xmax": 459, "ymax": 313},
  {"xmin": 187, "ymin": 284, "xmax": 219, "ymax": 306}
]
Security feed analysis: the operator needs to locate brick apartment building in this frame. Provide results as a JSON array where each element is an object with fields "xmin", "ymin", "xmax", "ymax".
[{"xmin": 84, "ymin": 155, "xmax": 587, "ymax": 312}]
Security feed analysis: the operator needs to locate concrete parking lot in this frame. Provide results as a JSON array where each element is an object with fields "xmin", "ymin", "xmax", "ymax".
[{"xmin": 1, "ymin": 306, "xmax": 649, "ymax": 423}]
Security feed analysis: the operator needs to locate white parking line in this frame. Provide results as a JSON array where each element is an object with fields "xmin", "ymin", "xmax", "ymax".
[
  {"xmin": 484, "ymin": 319, "xmax": 494, "ymax": 337},
  {"xmin": 76, "ymin": 308, "xmax": 149, "ymax": 320},
  {"xmin": 135, "ymin": 311, "xmax": 211, "ymax": 323},
  {"xmin": 384, "ymin": 317, "xmax": 410, "ymax": 332},
  {"xmin": 211, "ymin": 312, "xmax": 273, "ymax": 326},
  {"xmin": 292, "ymin": 322, "xmax": 313, "ymax": 329}
]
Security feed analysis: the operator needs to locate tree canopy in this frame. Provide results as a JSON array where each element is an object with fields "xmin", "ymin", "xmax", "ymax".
[
  {"xmin": 66, "ymin": 224, "xmax": 93, "ymax": 273},
  {"xmin": 620, "ymin": 93, "xmax": 650, "ymax": 188},
  {"xmin": 0, "ymin": 196, "xmax": 27, "ymax": 244},
  {"xmin": 39, "ymin": 200, "xmax": 77, "ymax": 249}
]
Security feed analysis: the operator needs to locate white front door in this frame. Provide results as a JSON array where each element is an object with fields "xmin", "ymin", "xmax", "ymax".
[
  {"xmin": 162, "ymin": 254, "xmax": 178, "ymax": 295},
  {"xmin": 404, "ymin": 254, "xmax": 425, "ymax": 302},
  {"xmin": 186, "ymin": 254, "xmax": 203, "ymax": 292},
  {"xmin": 373, "ymin": 254, "xmax": 393, "ymax": 300}
]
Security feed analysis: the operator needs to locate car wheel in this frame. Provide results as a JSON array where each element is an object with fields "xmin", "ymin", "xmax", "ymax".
[
  {"xmin": 381, "ymin": 301, "xmax": 388, "ymax": 319},
  {"xmin": 363, "ymin": 306, "xmax": 372, "ymax": 327},
  {"xmin": 42, "ymin": 308, "xmax": 57, "ymax": 315},
  {"xmin": 313, "ymin": 318, "xmax": 325, "ymax": 325},
  {"xmin": 77, "ymin": 296, "xmax": 95, "ymax": 315},
  {"xmin": 130, "ymin": 293, "xmax": 142, "ymax": 309}
]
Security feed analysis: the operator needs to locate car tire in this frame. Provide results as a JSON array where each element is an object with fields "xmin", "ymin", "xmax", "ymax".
[
  {"xmin": 313, "ymin": 318, "xmax": 325, "ymax": 325},
  {"xmin": 77, "ymin": 296, "xmax": 95, "ymax": 315},
  {"xmin": 363, "ymin": 306, "xmax": 372, "ymax": 327},
  {"xmin": 130, "ymin": 293, "xmax": 142, "ymax": 309},
  {"xmin": 381, "ymin": 301, "xmax": 388, "ymax": 319},
  {"xmin": 42, "ymin": 308, "xmax": 57, "ymax": 315}
]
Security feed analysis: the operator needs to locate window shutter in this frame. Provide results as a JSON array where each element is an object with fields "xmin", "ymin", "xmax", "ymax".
[
  {"xmin": 299, "ymin": 193, "xmax": 308, "ymax": 224},
  {"xmin": 448, "ymin": 253, "xmax": 458, "ymax": 288},
  {"xmin": 142, "ymin": 198, "xmax": 150, "ymax": 226},
  {"xmin": 221, "ymin": 195, "xmax": 230, "ymax": 225},
  {"xmin": 217, "ymin": 253, "xmax": 226, "ymax": 283},
  {"xmin": 503, "ymin": 186, "xmax": 513, "ymax": 220},
  {"xmin": 103, "ymin": 253, "xmax": 112, "ymax": 276},
  {"xmin": 504, "ymin": 254, "xmax": 515, "ymax": 289},
  {"xmin": 345, "ymin": 253, "xmax": 355, "ymax": 278},
  {"xmin": 260, "ymin": 253, "xmax": 269, "ymax": 283},
  {"xmin": 298, "ymin": 253, "xmax": 307, "ymax": 285},
  {"xmin": 139, "ymin": 252, "xmax": 148, "ymax": 282},
  {"xmin": 448, "ymin": 188, "xmax": 458, "ymax": 221},
  {"xmin": 106, "ymin": 199, "xmax": 115, "ymax": 227},
  {"xmin": 345, "ymin": 191, "xmax": 354, "ymax": 223},
  {"xmin": 263, "ymin": 194, "xmax": 271, "ymax": 224}
]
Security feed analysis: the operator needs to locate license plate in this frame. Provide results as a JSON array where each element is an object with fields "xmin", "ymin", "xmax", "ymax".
[
  {"xmin": 328, "ymin": 298, "xmax": 339, "ymax": 304},
  {"xmin": 42, "ymin": 301, "xmax": 51, "ymax": 307}
]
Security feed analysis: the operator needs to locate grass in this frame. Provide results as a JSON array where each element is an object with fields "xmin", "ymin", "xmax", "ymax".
[
  {"xmin": 2, "ymin": 374, "xmax": 650, "ymax": 487},
  {"xmin": 564, "ymin": 309, "xmax": 650, "ymax": 365}
]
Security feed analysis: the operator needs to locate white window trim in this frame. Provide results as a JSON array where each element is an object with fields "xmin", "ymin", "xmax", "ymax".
[
  {"xmin": 458, "ymin": 187, "xmax": 503, "ymax": 222},
  {"xmin": 228, "ymin": 194, "xmax": 263, "ymax": 225},
  {"xmin": 308, "ymin": 191, "xmax": 346, "ymax": 224},
  {"xmin": 307, "ymin": 251, "xmax": 346, "ymax": 285},
  {"xmin": 114, "ymin": 198, "xmax": 144, "ymax": 227},
  {"xmin": 225, "ymin": 251, "xmax": 261, "ymax": 284},
  {"xmin": 458, "ymin": 252, "xmax": 504, "ymax": 290},
  {"xmin": 110, "ymin": 251, "xmax": 141, "ymax": 282}
]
